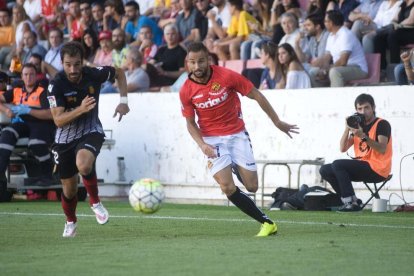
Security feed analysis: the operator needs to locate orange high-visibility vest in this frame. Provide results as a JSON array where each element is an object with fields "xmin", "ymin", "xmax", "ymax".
[
  {"xmin": 354, "ymin": 118, "xmax": 392, "ymax": 178},
  {"xmin": 11, "ymin": 86, "xmax": 44, "ymax": 108}
]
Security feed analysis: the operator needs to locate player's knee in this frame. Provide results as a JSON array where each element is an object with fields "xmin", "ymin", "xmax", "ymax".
[
  {"xmin": 245, "ymin": 180, "xmax": 258, "ymax": 193},
  {"xmin": 220, "ymin": 183, "xmax": 236, "ymax": 196},
  {"xmin": 76, "ymin": 161, "xmax": 93, "ymax": 176}
]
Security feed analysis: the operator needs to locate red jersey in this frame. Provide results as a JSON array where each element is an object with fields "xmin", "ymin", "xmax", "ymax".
[{"xmin": 180, "ymin": 65, "xmax": 254, "ymax": 136}]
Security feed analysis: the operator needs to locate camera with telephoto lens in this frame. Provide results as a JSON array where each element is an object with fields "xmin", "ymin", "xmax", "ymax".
[{"xmin": 346, "ymin": 113, "xmax": 365, "ymax": 128}]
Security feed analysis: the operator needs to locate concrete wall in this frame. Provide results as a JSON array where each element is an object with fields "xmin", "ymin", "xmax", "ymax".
[{"xmin": 97, "ymin": 86, "xmax": 414, "ymax": 206}]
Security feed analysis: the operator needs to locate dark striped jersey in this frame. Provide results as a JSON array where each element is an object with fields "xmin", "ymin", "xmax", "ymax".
[{"xmin": 47, "ymin": 66, "xmax": 116, "ymax": 144}]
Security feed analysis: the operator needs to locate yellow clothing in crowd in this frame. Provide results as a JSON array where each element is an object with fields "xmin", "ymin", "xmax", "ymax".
[{"xmin": 227, "ymin": 11, "xmax": 259, "ymax": 39}]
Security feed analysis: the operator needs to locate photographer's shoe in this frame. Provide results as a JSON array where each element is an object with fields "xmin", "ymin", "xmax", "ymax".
[{"xmin": 337, "ymin": 202, "xmax": 362, "ymax": 212}]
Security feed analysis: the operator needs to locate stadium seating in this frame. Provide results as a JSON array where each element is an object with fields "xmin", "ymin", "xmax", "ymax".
[
  {"xmin": 361, "ymin": 175, "xmax": 392, "ymax": 209},
  {"xmin": 223, "ymin": 59, "xmax": 245, "ymax": 74},
  {"xmin": 245, "ymin": 59, "xmax": 263, "ymax": 69},
  {"xmin": 348, "ymin": 53, "xmax": 381, "ymax": 86}
]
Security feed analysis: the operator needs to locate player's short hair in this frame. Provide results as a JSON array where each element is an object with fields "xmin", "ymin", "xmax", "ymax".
[
  {"xmin": 187, "ymin": 42, "xmax": 209, "ymax": 55},
  {"xmin": 355, "ymin": 93, "xmax": 375, "ymax": 109},
  {"xmin": 60, "ymin": 41, "xmax": 85, "ymax": 62}
]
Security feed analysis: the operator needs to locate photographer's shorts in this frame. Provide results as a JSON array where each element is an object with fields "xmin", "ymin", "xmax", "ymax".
[
  {"xmin": 51, "ymin": 132, "xmax": 105, "ymax": 178},
  {"xmin": 203, "ymin": 130, "xmax": 257, "ymax": 176}
]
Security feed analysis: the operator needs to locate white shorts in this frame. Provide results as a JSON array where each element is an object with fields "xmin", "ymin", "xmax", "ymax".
[{"xmin": 203, "ymin": 130, "xmax": 257, "ymax": 176}]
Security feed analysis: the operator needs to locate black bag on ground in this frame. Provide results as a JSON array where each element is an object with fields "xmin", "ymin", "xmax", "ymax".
[{"xmin": 270, "ymin": 185, "xmax": 342, "ymax": 211}]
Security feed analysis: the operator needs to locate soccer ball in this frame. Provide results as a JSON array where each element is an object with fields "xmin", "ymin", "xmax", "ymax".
[{"xmin": 129, "ymin": 178, "xmax": 165, "ymax": 214}]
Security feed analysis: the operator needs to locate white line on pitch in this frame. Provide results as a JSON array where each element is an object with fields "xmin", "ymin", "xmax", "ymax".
[{"xmin": 1, "ymin": 211, "xmax": 414, "ymax": 230}]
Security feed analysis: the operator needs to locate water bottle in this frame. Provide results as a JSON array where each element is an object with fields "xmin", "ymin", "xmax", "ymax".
[{"xmin": 117, "ymin": 157, "xmax": 126, "ymax": 182}]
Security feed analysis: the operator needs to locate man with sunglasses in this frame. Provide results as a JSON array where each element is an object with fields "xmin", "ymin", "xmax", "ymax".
[
  {"xmin": 319, "ymin": 93, "xmax": 392, "ymax": 212},
  {"xmin": 0, "ymin": 64, "xmax": 56, "ymax": 202}
]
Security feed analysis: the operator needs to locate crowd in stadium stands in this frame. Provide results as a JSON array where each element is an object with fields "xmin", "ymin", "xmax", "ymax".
[{"xmin": 0, "ymin": 0, "xmax": 414, "ymax": 92}]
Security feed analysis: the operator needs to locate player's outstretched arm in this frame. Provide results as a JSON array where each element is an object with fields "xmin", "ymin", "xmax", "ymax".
[
  {"xmin": 113, "ymin": 67, "xmax": 130, "ymax": 122},
  {"xmin": 186, "ymin": 117, "xmax": 217, "ymax": 158},
  {"xmin": 247, "ymin": 87, "xmax": 299, "ymax": 138}
]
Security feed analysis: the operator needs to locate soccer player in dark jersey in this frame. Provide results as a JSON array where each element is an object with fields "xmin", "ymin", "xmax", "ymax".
[
  {"xmin": 47, "ymin": 41, "xmax": 130, "ymax": 237},
  {"xmin": 180, "ymin": 42, "xmax": 299, "ymax": 237}
]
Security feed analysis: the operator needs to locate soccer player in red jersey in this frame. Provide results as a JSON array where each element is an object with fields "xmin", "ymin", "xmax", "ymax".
[{"xmin": 180, "ymin": 42, "xmax": 299, "ymax": 237}]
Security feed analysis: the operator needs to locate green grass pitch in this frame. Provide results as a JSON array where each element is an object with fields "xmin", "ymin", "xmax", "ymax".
[{"xmin": 1, "ymin": 201, "xmax": 413, "ymax": 275}]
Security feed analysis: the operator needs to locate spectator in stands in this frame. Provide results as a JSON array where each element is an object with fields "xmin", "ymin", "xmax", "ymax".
[
  {"xmin": 0, "ymin": 8, "xmax": 14, "ymax": 70},
  {"xmin": 66, "ymin": 0, "xmax": 82, "ymax": 40},
  {"xmin": 0, "ymin": 63, "xmax": 56, "ymax": 202},
  {"xmin": 240, "ymin": 0, "xmax": 273, "ymax": 60},
  {"xmin": 112, "ymin": 27, "xmax": 129, "ymax": 69},
  {"xmin": 213, "ymin": 0, "xmax": 258, "ymax": 60},
  {"xmin": 40, "ymin": 0, "xmax": 64, "ymax": 39},
  {"xmin": 124, "ymin": 1, "xmax": 163, "ymax": 45},
  {"xmin": 316, "ymin": 10, "xmax": 368, "ymax": 87},
  {"xmin": 295, "ymin": 13, "xmax": 330, "ymax": 86},
  {"xmin": 175, "ymin": 0, "xmax": 201, "ymax": 46},
  {"xmin": 319, "ymin": 93, "xmax": 392, "ymax": 212},
  {"xmin": 395, "ymin": 48, "xmax": 414, "ymax": 84},
  {"xmin": 158, "ymin": 0, "xmax": 182, "ymax": 29},
  {"xmin": 307, "ymin": 0, "xmax": 331, "ymax": 17},
  {"xmin": 23, "ymin": 0, "xmax": 42, "ymax": 29},
  {"xmin": 123, "ymin": 47, "xmax": 150, "ymax": 92},
  {"xmin": 279, "ymin": 12, "xmax": 300, "ymax": 47},
  {"xmin": 19, "ymin": 30, "xmax": 47, "ymax": 65},
  {"xmin": 326, "ymin": 0, "xmax": 360, "ymax": 27},
  {"xmin": 28, "ymin": 53, "xmax": 49, "ymax": 87},
  {"xmin": 149, "ymin": 23, "xmax": 186, "ymax": 87},
  {"xmin": 278, "ymin": 43, "xmax": 311, "ymax": 89},
  {"xmin": 270, "ymin": 0, "xmax": 302, "ymax": 45},
  {"xmin": 79, "ymin": 1, "xmax": 94, "ymax": 34},
  {"xmin": 204, "ymin": 0, "xmax": 231, "ymax": 53},
  {"xmin": 194, "ymin": 0, "xmax": 213, "ymax": 42},
  {"xmin": 136, "ymin": 25, "xmax": 158, "ymax": 63},
  {"xmin": 361, "ymin": 0, "xmax": 402, "ymax": 53},
  {"xmin": 373, "ymin": 0, "xmax": 414, "ymax": 69},
  {"xmin": 90, "ymin": 30, "xmax": 113, "ymax": 67},
  {"xmin": 348, "ymin": 0, "xmax": 383, "ymax": 42},
  {"xmin": 44, "ymin": 28, "xmax": 64, "ymax": 72},
  {"xmin": 259, "ymin": 41, "xmax": 282, "ymax": 89},
  {"xmin": 91, "ymin": 2, "xmax": 105, "ymax": 35},
  {"xmin": 103, "ymin": 0, "xmax": 126, "ymax": 31},
  {"xmin": 13, "ymin": 4, "xmax": 37, "ymax": 50},
  {"xmin": 82, "ymin": 28, "xmax": 100, "ymax": 63}
]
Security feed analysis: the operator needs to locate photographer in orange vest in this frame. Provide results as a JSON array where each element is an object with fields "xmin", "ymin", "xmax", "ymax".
[
  {"xmin": 319, "ymin": 93, "xmax": 392, "ymax": 212},
  {"xmin": 0, "ymin": 64, "xmax": 55, "ymax": 202}
]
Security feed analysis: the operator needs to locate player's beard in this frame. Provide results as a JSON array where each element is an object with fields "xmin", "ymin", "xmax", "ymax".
[
  {"xmin": 68, "ymin": 73, "xmax": 81, "ymax": 83},
  {"xmin": 193, "ymin": 68, "xmax": 207, "ymax": 79}
]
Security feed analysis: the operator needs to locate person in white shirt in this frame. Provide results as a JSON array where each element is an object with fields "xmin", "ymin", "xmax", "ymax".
[
  {"xmin": 362, "ymin": 0, "xmax": 402, "ymax": 53},
  {"xmin": 23, "ymin": 0, "xmax": 42, "ymax": 26},
  {"xmin": 317, "ymin": 10, "xmax": 368, "ymax": 87},
  {"xmin": 44, "ymin": 28, "xmax": 64, "ymax": 72},
  {"xmin": 204, "ymin": 0, "xmax": 231, "ymax": 52},
  {"xmin": 123, "ymin": 47, "xmax": 150, "ymax": 92},
  {"xmin": 278, "ymin": 43, "xmax": 311, "ymax": 89},
  {"xmin": 278, "ymin": 12, "xmax": 301, "ymax": 48}
]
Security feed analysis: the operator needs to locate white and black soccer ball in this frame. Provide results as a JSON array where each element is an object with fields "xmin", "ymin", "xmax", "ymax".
[{"xmin": 129, "ymin": 178, "xmax": 165, "ymax": 214}]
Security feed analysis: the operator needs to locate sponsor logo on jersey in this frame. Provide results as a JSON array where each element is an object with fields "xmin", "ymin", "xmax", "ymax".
[
  {"xmin": 89, "ymin": 86, "xmax": 95, "ymax": 94},
  {"xmin": 47, "ymin": 96, "xmax": 57, "ymax": 108},
  {"xmin": 194, "ymin": 92, "xmax": 228, "ymax": 109},
  {"xmin": 64, "ymin": 91, "xmax": 77, "ymax": 96},
  {"xmin": 67, "ymin": 96, "xmax": 76, "ymax": 103},
  {"xmin": 192, "ymin": 94, "xmax": 203, "ymax": 99}
]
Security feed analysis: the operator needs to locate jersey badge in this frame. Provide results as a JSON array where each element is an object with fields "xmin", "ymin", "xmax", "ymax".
[
  {"xmin": 89, "ymin": 86, "xmax": 95, "ymax": 94},
  {"xmin": 211, "ymin": 82, "xmax": 221, "ymax": 91}
]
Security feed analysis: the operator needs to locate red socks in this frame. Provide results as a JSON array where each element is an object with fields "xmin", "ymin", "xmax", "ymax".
[
  {"xmin": 82, "ymin": 173, "xmax": 100, "ymax": 205},
  {"xmin": 61, "ymin": 193, "xmax": 78, "ymax": 223}
]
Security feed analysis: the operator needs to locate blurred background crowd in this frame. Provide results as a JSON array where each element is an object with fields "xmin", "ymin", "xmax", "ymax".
[{"xmin": 1, "ymin": 0, "xmax": 414, "ymax": 93}]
